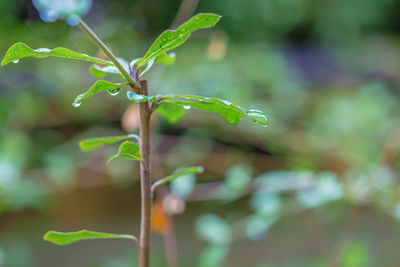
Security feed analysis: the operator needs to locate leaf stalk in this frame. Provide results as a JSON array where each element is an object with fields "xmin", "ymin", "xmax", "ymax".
[{"xmin": 76, "ymin": 17, "xmax": 139, "ymax": 89}]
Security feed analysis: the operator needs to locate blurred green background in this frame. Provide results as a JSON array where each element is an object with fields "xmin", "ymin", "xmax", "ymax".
[{"xmin": 2, "ymin": 0, "xmax": 400, "ymax": 266}]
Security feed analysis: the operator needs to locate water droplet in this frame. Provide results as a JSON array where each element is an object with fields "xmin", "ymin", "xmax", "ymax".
[
  {"xmin": 73, "ymin": 94, "xmax": 84, "ymax": 107},
  {"xmin": 107, "ymin": 88, "xmax": 120, "ymax": 96},
  {"xmin": 72, "ymin": 102, "xmax": 81, "ymax": 108},
  {"xmin": 220, "ymin": 99, "xmax": 232, "ymax": 106},
  {"xmin": 251, "ymin": 119, "xmax": 266, "ymax": 127},
  {"xmin": 35, "ymin": 48, "xmax": 51, "ymax": 53},
  {"xmin": 183, "ymin": 105, "xmax": 191, "ymax": 110},
  {"xmin": 12, "ymin": 59, "xmax": 19, "ymax": 63}
]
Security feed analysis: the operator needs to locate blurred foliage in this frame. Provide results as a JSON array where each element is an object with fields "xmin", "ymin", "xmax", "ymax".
[{"xmin": 2, "ymin": 0, "xmax": 400, "ymax": 266}]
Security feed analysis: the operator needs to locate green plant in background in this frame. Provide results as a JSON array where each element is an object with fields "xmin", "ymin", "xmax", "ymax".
[
  {"xmin": 1, "ymin": 1, "xmax": 268, "ymax": 266},
  {"xmin": 192, "ymin": 165, "xmax": 345, "ymax": 267}
]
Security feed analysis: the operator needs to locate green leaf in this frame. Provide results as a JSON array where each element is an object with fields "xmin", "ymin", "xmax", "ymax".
[
  {"xmin": 137, "ymin": 13, "xmax": 221, "ymax": 67},
  {"xmin": 129, "ymin": 53, "xmax": 175, "ymax": 78},
  {"xmin": 108, "ymin": 141, "xmax": 142, "ymax": 163},
  {"xmin": 157, "ymin": 95, "xmax": 269, "ymax": 126},
  {"xmin": 138, "ymin": 58, "xmax": 155, "ymax": 77},
  {"xmin": 1, "ymin": 42, "xmax": 113, "ymax": 66},
  {"xmin": 126, "ymin": 91, "xmax": 158, "ymax": 104},
  {"xmin": 43, "ymin": 230, "xmax": 137, "ymax": 246},
  {"xmin": 151, "ymin": 166, "xmax": 204, "ymax": 191},
  {"xmin": 155, "ymin": 102, "xmax": 188, "ymax": 123},
  {"xmin": 79, "ymin": 134, "xmax": 138, "ymax": 152},
  {"xmin": 89, "ymin": 64, "xmax": 122, "ymax": 79},
  {"xmin": 73, "ymin": 80, "xmax": 127, "ymax": 107},
  {"xmin": 155, "ymin": 52, "xmax": 176, "ymax": 66}
]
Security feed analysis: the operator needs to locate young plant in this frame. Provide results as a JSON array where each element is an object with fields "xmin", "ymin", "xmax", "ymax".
[{"xmin": 1, "ymin": 8, "xmax": 268, "ymax": 267}]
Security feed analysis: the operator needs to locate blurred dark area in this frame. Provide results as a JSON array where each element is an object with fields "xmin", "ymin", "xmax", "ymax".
[{"xmin": 2, "ymin": 0, "xmax": 400, "ymax": 266}]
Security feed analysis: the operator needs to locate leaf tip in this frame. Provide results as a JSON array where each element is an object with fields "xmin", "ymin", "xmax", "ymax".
[
  {"xmin": 43, "ymin": 231, "xmax": 51, "ymax": 241},
  {"xmin": 43, "ymin": 231, "xmax": 59, "ymax": 245},
  {"xmin": 106, "ymin": 156, "xmax": 116, "ymax": 164},
  {"xmin": 78, "ymin": 141, "xmax": 87, "ymax": 152}
]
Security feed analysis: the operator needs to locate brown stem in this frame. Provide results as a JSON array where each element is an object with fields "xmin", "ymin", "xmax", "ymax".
[
  {"xmin": 76, "ymin": 18, "xmax": 151, "ymax": 267},
  {"xmin": 138, "ymin": 79, "xmax": 152, "ymax": 267}
]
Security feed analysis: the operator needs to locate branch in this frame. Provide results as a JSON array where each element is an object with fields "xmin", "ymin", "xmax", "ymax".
[{"xmin": 75, "ymin": 17, "xmax": 139, "ymax": 89}]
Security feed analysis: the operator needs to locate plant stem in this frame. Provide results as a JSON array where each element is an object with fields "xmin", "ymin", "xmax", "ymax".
[
  {"xmin": 76, "ymin": 17, "xmax": 139, "ymax": 89},
  {"xmin": 76, "ymin": 18, "xmax": 152, "ymax": 267},
  {"xmin": 138, "ymin": 79, "xmax": 152, "ymax": 267}
]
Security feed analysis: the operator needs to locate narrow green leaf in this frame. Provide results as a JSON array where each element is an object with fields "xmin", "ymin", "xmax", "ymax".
[
  {"xmin": 157, "ymin": 95, "xmax": 269, "ymax": 126},
  {"xmin": 73, "ymin": 80, "xmax": 127, "ymax": 107},
  {"xmin": 137, "ymin": 13, "xmax": 221, "ymax": 67},
  {"xmin": 155, "ymin": 52, "xmax": 176, "ymax": 66},
  {"xmin": 1, "ymin": 42, "xmax": 113, "ymax": 66},
  {"xmin": 129, "ymin": 53, "xmax": 175, "ymax": 78},
  {"xmin": 79, "ymin": 134, "xmax": 139, "ymax": 152},
  {"xmin": 151, "ymin": 166, "xmax": 204, "ymax": 192},
  {"xmin": 43, "ymin": 230, "xmax": 137, "ymax": 246},
  {"xmin": 138, "ymin": 58, "xmax": 155, "ymax": 77},
  {"xmin": 108, "ymin": 141, "xmax": 142, "ymax": 163},
  {"xmin": 89, "ymin": 64, "xmax": 122, "ymax": 79},
  {"xmin": 126, "ymin": 91, "xmax": 158, "ymax": 104}
]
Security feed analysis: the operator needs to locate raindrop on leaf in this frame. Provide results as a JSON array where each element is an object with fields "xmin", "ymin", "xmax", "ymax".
[
  {"xmin": 183, "ymin": 105, "xmax": 191, "ymax": 110},
  {"xmin": 35, "ymin": 48, "xmax": 51, "ymax": 53},
  {"xmin": 12, "ymin": 59, "xmax": 19, "ymax": 63},
  {"xmin": 107, "ymin": 88, "xmax": 120, "ymax": 96}
]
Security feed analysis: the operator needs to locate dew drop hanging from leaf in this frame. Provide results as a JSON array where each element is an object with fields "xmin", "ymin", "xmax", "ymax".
[
  {"xmin": 72, "ymin": 94, "xmax": 84, "ymax": 108},
  {"xmin": 107, "ymin": 88, "xmax": 121, "ymax": 96},
  {"xmin": 73, "ymin": 102, "xmax": 82, "ymax": 108}
]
